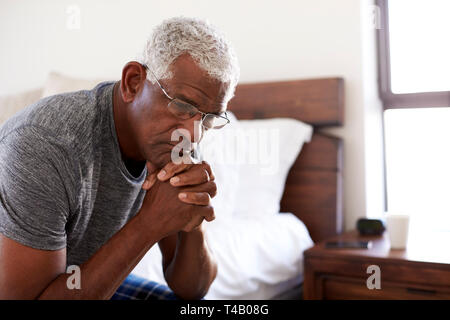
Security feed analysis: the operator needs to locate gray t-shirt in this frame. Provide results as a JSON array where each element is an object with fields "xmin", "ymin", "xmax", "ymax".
[{"xmin": 0, "ymin": 82, "xmax": 147, "ymax": 266}]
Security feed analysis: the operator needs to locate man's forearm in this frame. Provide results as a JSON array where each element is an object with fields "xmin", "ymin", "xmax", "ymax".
[
  {"xmin": 37, "ymin": 212, "xmax": 159, "ymax": 299},
  {"xmin": 164, "ymin": 227, "xmax": 217, "ymax": 300}
]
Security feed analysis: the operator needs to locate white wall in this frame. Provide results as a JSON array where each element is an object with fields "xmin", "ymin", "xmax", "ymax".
[
  {"xmin": 0, "ymin": 0, "xmax": 384, "ymax": 231},
  {"xmin": 360, "ymin": 1, "xmax": 386, "ymax": 219}
]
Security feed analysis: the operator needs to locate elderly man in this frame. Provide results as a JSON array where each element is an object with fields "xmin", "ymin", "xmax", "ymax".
[{"xmin": 0, "ymin": 17, "xmax": 239, "ymax": 300}]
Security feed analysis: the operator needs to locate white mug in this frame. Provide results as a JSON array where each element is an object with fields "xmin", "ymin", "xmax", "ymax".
[{"xmin": 385, "ymin": 213, "xmax": 410, "ymax": 249}]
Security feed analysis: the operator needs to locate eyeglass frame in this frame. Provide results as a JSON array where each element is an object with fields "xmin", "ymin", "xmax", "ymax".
[{"xmin": 141, "ymin": 64, "xmax": 230, "ymax": 129}]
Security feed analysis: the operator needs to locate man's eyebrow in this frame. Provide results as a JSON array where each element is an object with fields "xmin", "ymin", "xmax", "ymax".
[
  {"xmin": 175, "ymin": 93, "xmax": 200, "ymax": 108},
  {"xmin": 175, "ymin": 93, "xmax": 222, "ymax": 115}
]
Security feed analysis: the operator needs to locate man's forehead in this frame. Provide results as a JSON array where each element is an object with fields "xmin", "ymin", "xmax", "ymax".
[
  {"xmin": 165, "ymin": 54, "xmax": 230, "ymax": 111},
  {"xmin": 165, "ymin": 79, "xmax": 229, "ymax": 114}
]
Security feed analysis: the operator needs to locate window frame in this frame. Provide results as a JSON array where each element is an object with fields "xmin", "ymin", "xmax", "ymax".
[{"xmin": 376, "ymin": 0, "xmax": 450, "ymax": 109}]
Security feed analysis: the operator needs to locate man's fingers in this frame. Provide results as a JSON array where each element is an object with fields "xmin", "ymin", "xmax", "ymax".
[
  {"xmin": 203, "ymin": 205, "xmax": 215, "ymax": 222},
  {"xmin": 178, "ymin": 194, "xmax": 216, "ymax": 222},
  {"xmin": 203, "ymin": 210, "xmax": 215, "ymax": 222},
  {"xmin": 157, "ymin": 161, "xmax": 215, "ymax": 184},
  {"xmin": 170, "ymin": 166, "xmax": 210, "ymax": 187},
  {"xmin": 182, "ymin": 216, "xmax": 205, "ymax": 233},
  {"xmin": 164, "ymin": 161, "xmax": 215, "ymax": 187},
  {"xmin": 146, "ymin": 161, "xmax": 158, "ymax": 174},
  {"xmin": 142, "ymin": 161, "xmax": 158, "ymax": 190},
  {"xmin": 178, "ymin": 192, "xmax": 211, "ymax": 206},
  {"xmin": 201, "ymin": 161, "xmax": 215, "ymax": 181},
  {"xmin": 157, "ymin": 162, "xmax": 191, "ymax": 181},
  {"xmin": 179, "ymin": 181, "xmax": 217, "ymax": 198},
  {"xmin": 142, "ymin": 173, "xmax": 157, "ymax": 190}
]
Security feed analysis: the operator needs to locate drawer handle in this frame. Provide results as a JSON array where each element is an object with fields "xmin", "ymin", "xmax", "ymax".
[{"xmin": 406, "ymin": 287, "xmax": 437, "ymax": 295}]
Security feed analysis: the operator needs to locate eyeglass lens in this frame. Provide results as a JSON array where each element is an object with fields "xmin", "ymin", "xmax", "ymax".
[{"xmin": 167, "ymin": 99, "xmax": 228, "ymax": 129}]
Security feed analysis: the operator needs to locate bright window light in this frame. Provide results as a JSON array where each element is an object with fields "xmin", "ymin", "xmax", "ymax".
[
  {"xmin": 389, "ymin": 0, "xmax": 450, "ymax": 94},
  {"xmin": 384, "ymin": 108, "xmax": 450, "ymax": 231}
]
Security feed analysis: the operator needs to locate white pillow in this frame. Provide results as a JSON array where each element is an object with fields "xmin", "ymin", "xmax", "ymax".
[
  {"xmin": 199, "ymin": 111, "xmax": 241, "ymax": 223},
  {"xmin": 42, "ymin": 71, "xmax": 110, "ymax": 98},
  {"xmin": 200, "ymin": 114, "xmax": 313, "ymax": 219},
  {"xmin": 0, "ymin": 88, "xmax": 43, "ymax": 127},
  {"xmin": 232, "ymin": 118, "xmax": 313, "ymax": 217},
  {"xmin": 0, "ymin": 71, "xmax": 110, "ymax": 128}
]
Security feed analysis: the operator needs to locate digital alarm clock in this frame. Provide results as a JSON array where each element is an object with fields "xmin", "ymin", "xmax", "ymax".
[{"xmin": 356, "ymin": 218, "xmax": 386, "ymax": 236}]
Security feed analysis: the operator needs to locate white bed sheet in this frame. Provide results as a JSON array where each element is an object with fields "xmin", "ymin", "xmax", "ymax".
[{"xmin": 131, "ymin": 212, "xmax": 313, "ymax": 300}]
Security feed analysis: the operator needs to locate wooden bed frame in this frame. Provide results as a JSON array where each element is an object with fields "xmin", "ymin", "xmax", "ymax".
[{"xmin": 228, "ymin": 78, "xmax": 344, "ymax": 242}]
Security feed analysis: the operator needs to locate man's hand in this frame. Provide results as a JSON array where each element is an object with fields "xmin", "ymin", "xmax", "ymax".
[
  {"xmin": 140, "ymin": 160, "xmax": 218, "ymax": 299},
  {"xmin": 138, "ymin": 161, "xmax": 217, "ymax": 240},
  {"xmin": 142, "ymin": 161, "xmax": 216, "ymax": 205}
]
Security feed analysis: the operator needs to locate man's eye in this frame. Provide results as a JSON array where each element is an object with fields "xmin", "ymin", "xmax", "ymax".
[{"xmin": 170, "ymin": 100, "xmax": 200, "ymax": 118}]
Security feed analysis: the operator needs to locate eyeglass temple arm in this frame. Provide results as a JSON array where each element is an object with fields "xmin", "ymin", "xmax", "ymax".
[{"xmin": 142, "ymin": 64, "xmax": 173, "ymax": 100}]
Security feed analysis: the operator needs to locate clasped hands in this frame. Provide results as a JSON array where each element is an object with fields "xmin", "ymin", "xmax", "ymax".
[{"xmin": 140, "ymin": 160, "xmax": 217, "ymax": 234}]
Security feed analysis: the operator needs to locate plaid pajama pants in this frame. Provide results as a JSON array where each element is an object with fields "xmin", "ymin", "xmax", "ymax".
[{"xmin": 111, "ymin": 274, "xmax": 180, "ymax": 300}]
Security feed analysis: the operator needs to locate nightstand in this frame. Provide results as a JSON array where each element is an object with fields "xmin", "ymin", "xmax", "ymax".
[{"xmin": 303, "ymin": 230, "xmax": 450, "ymax": 299}]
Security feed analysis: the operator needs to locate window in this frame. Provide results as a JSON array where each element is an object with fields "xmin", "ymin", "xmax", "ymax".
[
  {"xmin": 388, "ymin": 0, "xmax": 450, "ymax": 94},
  {"xmin": 377, "ymin": 0, "xmax": 450, "ymax": 231}
]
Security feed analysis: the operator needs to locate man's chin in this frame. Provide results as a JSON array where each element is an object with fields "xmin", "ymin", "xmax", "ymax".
[
  {"xmin": 146, "ymin": 151, "xmax": 173, "ymax": 170},
  {"xmin": 145, "ymin": 142, "xmax": 190, "ymax": 169}
]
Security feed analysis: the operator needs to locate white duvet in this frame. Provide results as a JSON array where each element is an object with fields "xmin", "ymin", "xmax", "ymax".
[{"xmin": 132, "ymin": 212, "xmax": 313, "ymax": 299}]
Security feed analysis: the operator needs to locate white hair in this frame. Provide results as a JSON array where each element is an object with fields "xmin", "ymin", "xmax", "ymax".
[{"xmin": 140, "ymin": 16, "xmax": 240, "ymax": 101}]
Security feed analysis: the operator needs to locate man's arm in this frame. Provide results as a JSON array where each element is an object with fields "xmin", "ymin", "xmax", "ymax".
[
  {"xmin": 0, "ymin": 129, "xmax": 215, "ymax": 299},
  {"xmin": 0, "ymin": 211, "xmax": 159, "ymax": 300},
  {"xmin": 0, "ymin": 176, "xmax": 215, "ymax": 300},
  {"xmin": 0, "ymin": 234, "xmax": 66, "ymax": 299},
  {"xmin": 158, "ymin": 223, "xmax": 217, "ymax": 300}
]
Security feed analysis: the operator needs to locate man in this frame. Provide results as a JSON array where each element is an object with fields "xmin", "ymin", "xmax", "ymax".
[{"xmin": 0, "ymin": 17, "xmax": 240, "ymax": 299}]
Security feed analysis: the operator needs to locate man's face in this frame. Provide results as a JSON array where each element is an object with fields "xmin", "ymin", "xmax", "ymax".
[{"xmin": 128, "ymin": 54, "xmax": 230, "ymax": 168}]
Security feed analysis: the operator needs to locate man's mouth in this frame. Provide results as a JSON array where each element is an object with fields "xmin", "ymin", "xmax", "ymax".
[
  {"xmin": 164, "ymin": 142, "xmax": 201, "ymax": 163},
  {"xmin": 163, "ymin": 142, "xmax": 189, "ymax": 156}
]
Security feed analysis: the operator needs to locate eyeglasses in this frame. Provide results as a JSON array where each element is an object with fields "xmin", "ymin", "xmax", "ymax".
[{"xmin": 142, "ymin": 64, "xmax": 230, "ymax": 130}]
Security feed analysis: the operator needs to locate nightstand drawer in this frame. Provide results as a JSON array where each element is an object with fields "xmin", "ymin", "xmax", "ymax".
[{"xmin": 322, "ymin": 275, "xmax": 450, "ymax": 300}]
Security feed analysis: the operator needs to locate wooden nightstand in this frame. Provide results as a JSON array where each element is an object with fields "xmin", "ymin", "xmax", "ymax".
[{"xmin": 303, "ymin": 230, "xmax": 450, "ymax": 299}]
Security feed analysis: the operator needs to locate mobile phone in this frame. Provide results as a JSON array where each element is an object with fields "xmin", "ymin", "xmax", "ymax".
[{"xmin": 325, "ymin": 240, "xmax": 372, "ymax": 249}]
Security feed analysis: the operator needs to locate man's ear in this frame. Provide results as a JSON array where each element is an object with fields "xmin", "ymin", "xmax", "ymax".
[{"xmin": 120, "ymin": 61, "xmax": 147, "ymax": 103}]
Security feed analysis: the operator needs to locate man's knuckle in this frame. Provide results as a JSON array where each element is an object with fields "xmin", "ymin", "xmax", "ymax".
[
  {"xmin": 201, "ymin": 160, "xmax": 210, "ymax": 168},
  {"xmin": 205, "ymin": 181, "xmax": 217, "ymax": 197},
  {"xmin": 201, "ymin": 161, "xmax": 212, "ymax": 171},
  {"xmin": 165, "ymin": 161, "xmax": 176, "ymax": 171},
  {"xmin": 190, "ymin": 192, "xmax": 198, "ymax": 201},
  {"xmin": 205, "ymin": 205, "xmax": 214, "ymax": 216},
  {"xmin": 202, "ymin": 169, "xmax": 210, "ymax": 181},
  {"xmin": 204, "ymin": 193, "xmax": 211, "ymax": 204},
  {"xmin": 198, "ymin": 192, "xmax": 209, "ymax": 202}
]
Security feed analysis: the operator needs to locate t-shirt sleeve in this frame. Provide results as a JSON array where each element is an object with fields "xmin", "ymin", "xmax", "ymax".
[{"xmin": 0, "ymin": 126, "xmax": 78, "ymax": 250}]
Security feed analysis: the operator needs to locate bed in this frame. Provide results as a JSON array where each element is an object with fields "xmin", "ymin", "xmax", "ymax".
[
  {"xmin": 0, "ymin": 72, "xmax": 344, "ymax": 299},
  {"xmin": 131, "ymin": 77, "xmax": 345, "ymax": 299}
]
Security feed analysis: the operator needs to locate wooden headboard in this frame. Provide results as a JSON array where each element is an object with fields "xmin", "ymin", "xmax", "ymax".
[{"xmin": 228, "ymin": 78, "xmax": 344, "ymax": 242}]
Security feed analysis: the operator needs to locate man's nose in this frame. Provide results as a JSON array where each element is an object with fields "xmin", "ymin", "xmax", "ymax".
[{"xmin": 183, "ymin": 114, "xmax": 204, "ymax": 143}]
